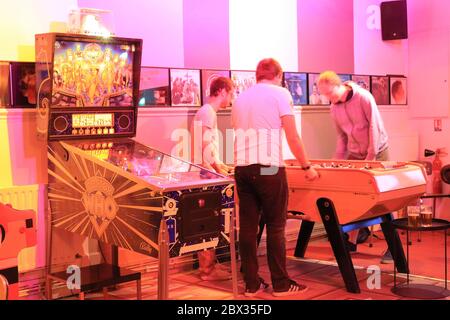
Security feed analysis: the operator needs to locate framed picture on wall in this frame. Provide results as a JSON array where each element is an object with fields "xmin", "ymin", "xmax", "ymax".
[
  {"xmin": 10, "ymin": 62, "xmax": 36, "ymax": 107},
  {"xmin": 283, "ymin": 72, "xmax": 308, "ymax": 106},
  {"xmin": 230, "ymin": 70, "xmax": 256, "ymax": 99},
  {"xmin": 170, "ymin": 68, "xmax": 201, "ymax": 107},
  {"xmin": 371, "ymin": 75, "xmax": 389, "ymax": 105},
  {"xmin": 308, "ymin": 73, "xmax": 329, "ymax": 105},
  {"xmin": 201, "ymin": 69, "xmax": 230, "ymax": 103},
  {"xmin": 0, "ymin": 62, "xmax": 11, "ymax": 107},
  {"xmin": 139, "ymin": 67, "xmax": 170, "ymax": 106},
  {"xmin": 389, "ymin": 76, "xmax": 407, "ymax": 105},
  {"xmin": 338, "ymin": 74, "xmax": 351, "ymax": 83},
  {"xmin": 351, "ymin": 75, "xmax": 371, "ymax": 91}
]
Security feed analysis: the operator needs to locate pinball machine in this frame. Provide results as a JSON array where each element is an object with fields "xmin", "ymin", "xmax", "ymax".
[
  {"xmin": 285, "ymin": 159, "xmax": 427, "ymax": 293},
  {"xmin": 35, "ymin": 33, "xmax": 235, "ymax": 299}
]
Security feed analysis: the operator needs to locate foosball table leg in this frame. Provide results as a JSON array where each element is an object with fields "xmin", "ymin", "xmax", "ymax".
[
  {"xmin": 294, "ymin": 219, "xmax": 315, "ymax": 258},
  {"xmin": 317, "ymin": 198, "xmax": 360, "ymax": 294},
  {"xmin": 380, "ymin": 214, "xmax": 408, "ymax": 274},
  {"xmin": 368, "ymin": 225, "xmax": 374, "ymax": 248}
]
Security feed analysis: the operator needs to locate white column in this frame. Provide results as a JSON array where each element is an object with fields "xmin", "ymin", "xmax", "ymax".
[{"xmin": 229, "ymin": 0, "xmax": 298, "ymax": 72}]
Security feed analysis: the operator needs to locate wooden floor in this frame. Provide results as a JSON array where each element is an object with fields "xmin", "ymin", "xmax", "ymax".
[{"xmin": 17, "ymin": 230, "xmax": 449, "ymax": 300}]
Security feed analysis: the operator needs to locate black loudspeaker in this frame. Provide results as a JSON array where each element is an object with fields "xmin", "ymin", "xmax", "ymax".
[{"xmin": 380, "ymin": 1, "xmax": 408, "ymax": 40}]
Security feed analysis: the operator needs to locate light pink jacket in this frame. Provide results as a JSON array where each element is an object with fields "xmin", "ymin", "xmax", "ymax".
[{"xmin": 330, "ymin": 82, "xmax": 388, "ymax": 160}]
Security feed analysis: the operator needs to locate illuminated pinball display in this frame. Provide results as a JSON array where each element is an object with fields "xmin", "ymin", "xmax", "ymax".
[{"xmin": 52, "ymin": 41, "xmax": 134, "ymax": 107}]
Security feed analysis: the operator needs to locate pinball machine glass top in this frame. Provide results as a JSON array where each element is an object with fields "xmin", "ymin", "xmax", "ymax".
[
  {"xmin": 100, "ymin": 140, "xmax": 227, "ymax": 189},
  {"xmin": 52, "ymin": 39, "xmax": 135, "ymax": 107}
]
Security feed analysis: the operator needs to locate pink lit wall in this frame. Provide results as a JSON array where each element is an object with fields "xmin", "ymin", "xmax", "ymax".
[
  {"xmin": 183, "ymin": 0, "xmax": 230, "ymax": 69},
  {"xmin": 6, "ymin": 113, "xmax": 47, "ymax": 186},
  {"xmin": 407, "ymin": 0, "xmax": 450, "ymax": 160},
  {"xmin": 353, "ymin": 0, "xmax": 408, "ymax": 75},
  {"xmin": 298, "ymin": 0, "xmax": 354, "ymax": 73},
  {"xmin": 408, "ymin": 0, "xmax": 450, "ymax": 33},
  {"xmin": 352, "ymin": 0, "xmax": 417, "ymax": 167},
  {"xmin": 407, "ymin": 0, "xmax": 450, "ymax": 219},
  {"xmin": 229, "ymin": 0, "xmax": 299, "ymax": 71}
]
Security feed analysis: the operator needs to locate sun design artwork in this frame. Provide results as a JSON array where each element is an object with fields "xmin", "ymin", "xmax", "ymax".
[
  {"xmin": 81, "ymin": 176, "xmax": 119, "ymax": 238},
  {"xmin": 48, "ymin": 144, "xmax": 162, "ymax": 256}
]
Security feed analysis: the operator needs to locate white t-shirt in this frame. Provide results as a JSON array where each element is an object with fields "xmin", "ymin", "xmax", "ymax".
[
  {"xmin": 232, "ymin": 83, "xmax": 294, "ymax": 167},
  {"xmin": 191, "ymin": 104, "xmax": 220, "ymax": 166}
]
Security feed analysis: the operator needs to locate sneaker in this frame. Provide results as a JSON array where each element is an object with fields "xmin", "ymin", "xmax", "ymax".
[
  {"xmin": 272, "ymin": 280, "xmax": 308, "ymax": 297},
  {"xmin": 244, "ymin": 278, "xmax": 269, "ymax": 297},
  {"xmin": 200, "ymin": 267, "xmax": 232, "ymax": 281},
  {"xmin": 380, "ymin": 249, "xmax": 394, "ymax": 264},
  {"xmin": 356, "ymin": 227, "xmax": 371, "ymax": 244}
]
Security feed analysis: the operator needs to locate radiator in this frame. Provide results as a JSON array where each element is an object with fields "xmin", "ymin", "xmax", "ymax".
[{"xmin": 0, "ymin": 184, "xmax": 39, "ymax": 272}]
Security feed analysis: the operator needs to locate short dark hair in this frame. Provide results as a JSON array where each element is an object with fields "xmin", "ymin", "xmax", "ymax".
[
  {"xmin": 209, "ymin": 77, "xmax": 234, "ymax": 97},
  {"xmin": 256, "ymin": 58, "xmax": 282, "ymax": 82}
]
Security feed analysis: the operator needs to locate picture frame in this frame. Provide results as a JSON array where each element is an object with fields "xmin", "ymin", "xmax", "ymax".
[
  {"xmin": 170, "ymin": 68, "xmax": 201, "ymax": 107},
  {"xmin": 139, "ymin": 67, "xmax": 170, "ymax": 106},
  {"xmin": 283, "ymin": 72, "xmax": 308, "ymax": 106},
  {"xmin": 308, "ymin": 73, "xmax": 329, "ymax": 105},
  {"xmin": 351, "ymin": 75, "xmax": 371, "ymax": 91},
  {"xmin": 0, "ymin": 62, "xmax": 11, "ymax": 107},
  {"xmin": 389, "ymin": 76, "xmax": 407, "ymax": 105},
  {"xmin": 10, "ymin": 62, "xmax": 36, "ymax": 108},
  {"xmin": 230, "ymin": 70, "xmax": 256, "ymax": 99},
  {"xmin": 371, "ymin": 75, "xmax": 389, "ymax": 105},
  {"xmin": 338, "ymin": 74, "xmax": 351, "ymax": 83},
  {"xmin": 201, "ymin": 69, "xmax": 231, "ymax": 103}
]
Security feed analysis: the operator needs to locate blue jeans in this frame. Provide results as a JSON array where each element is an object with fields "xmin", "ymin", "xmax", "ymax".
[{"xmin": 235, "ymin": 164, "xmax": 291, "ymax": 291}]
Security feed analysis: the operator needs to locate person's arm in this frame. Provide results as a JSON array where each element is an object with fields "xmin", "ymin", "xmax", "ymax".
[
  {"xmin": 334, "ymin": 121, "xmax": 348, "ymax": 160},
  {"xmin": 281, "ymin": 115, "xmax": 319, "ymax": 180},
  {"xmin": 201, "ymin": 126, "xmax": 230, "ymax": 175},
  {"xmin": 361, "ymin": 95, "xmax": 381, "ymax": 161}
]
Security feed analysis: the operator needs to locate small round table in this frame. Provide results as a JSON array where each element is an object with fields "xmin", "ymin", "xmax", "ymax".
[{"xmin": 391, "ymin": 218, "xmax": 449, "ymax": 299}]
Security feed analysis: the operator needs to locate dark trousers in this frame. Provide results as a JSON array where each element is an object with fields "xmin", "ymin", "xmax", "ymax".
[{"xmin": 235, "ymin": 164, "xmax": 290, "ymax": 291}]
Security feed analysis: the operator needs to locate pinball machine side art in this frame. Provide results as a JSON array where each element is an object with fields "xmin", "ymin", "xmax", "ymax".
[
  {"xmin": 47, "ymin": 141, "xmax": 162, "ymax": 258},
  {"xmin": 47, "ymin": 140, "xmax": 235, "ymax": 259}
]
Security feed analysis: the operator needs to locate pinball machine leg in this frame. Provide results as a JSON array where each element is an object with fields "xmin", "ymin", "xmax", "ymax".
[
  {"xmin": 158, "ymin": 220, "xmax": 170, "ymax": 300},
  {"xmin": 317, "ymin": 198, "xmax": 360, "ymax": 293},
  {"xmin": 380, "ymin": 214, "xmax": 408, "ymax": 273},
  {"xmin": 45, "ymin": 198, "xmax": 54, "ymax": 300},
  {"xmin": 293, "ymin": 218, "xmax": 315, "ymax": 258},
  {"xmin": 229, "ymin": 207, "xmax": 239, "ymax": 298}
]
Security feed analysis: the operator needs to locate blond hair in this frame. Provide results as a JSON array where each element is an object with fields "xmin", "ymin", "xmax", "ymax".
[{"xmin": 317, "ymin": 71, "xmax": 342, "ymax": 87}]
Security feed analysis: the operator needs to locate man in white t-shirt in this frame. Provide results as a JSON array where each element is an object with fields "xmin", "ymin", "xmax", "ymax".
[
  {"xmin": 232, "ymin": 58, "xmax": 319, "ymax": 297},
  {"xmin": 191, "ymin": 77, "xmax": 235, "ymax": 281}
]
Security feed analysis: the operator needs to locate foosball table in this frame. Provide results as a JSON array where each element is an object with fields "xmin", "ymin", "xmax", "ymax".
[{"xmin": 285, "ymin": 159, "xmax": 427, "ymax": 293}]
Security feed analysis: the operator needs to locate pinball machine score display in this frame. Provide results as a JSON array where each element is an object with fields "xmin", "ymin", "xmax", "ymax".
[{"xmin": 35, "ymin": 33, "xmax": 235, "ymax": 299}]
